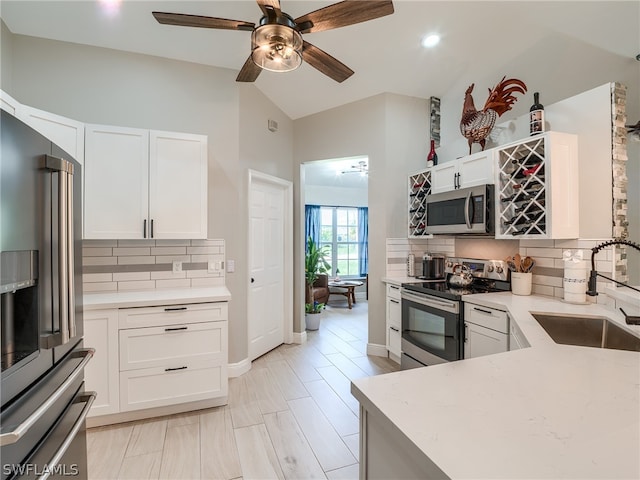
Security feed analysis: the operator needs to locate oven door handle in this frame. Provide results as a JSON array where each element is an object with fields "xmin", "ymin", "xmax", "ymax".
[
  {"xmin": 0, "ymin": 348, "xmax": 94, "ymax": 447},
  {"xmin": 401, "ymin": 290, "xmax": 458, "ymax": 310},
  {"xmin": 464, "ymin": 190, "xmax": 473, "ymax": 229},
  {"xmin": 37, "ymin": 392, "xmax": 96, "ymax": 480}
]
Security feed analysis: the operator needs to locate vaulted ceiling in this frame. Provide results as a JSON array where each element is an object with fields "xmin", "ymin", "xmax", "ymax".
[{"xmin": 1, "ymin": 1, "xmax": 637, "ymax": 120}]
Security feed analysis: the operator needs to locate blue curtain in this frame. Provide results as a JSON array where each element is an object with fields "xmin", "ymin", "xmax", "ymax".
[
  {"xmin": 358, "ymin": 207, "xmax": 369, "ymax": 277},
  {"xmin": 305, "ymin": 205, "xmax": 321, "ymax": 250}
]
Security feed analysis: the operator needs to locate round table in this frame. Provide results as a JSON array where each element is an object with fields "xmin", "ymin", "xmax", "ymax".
[{"xmin": 327, "ymin": 280, "xmax": 364, "ymax": 309}]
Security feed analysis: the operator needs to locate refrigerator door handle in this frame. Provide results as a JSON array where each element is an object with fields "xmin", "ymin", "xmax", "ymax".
[
  {"xmin": 36, "ymin": 392, "xmax": 96, "ymax": 480},
  {"xmin": 42, "ymin": 155, "xmax": 76, "ymax": 345},
  {"xmin": 0, "ymin": 348, "xmax": 94, "ymax": 447}
]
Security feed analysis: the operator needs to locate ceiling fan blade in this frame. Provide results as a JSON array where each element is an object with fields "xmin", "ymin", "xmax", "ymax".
[
  {"xmin": 256, "ymin": 0, "xmax": 282, "ymax": 17},
  {"xmin": 236, "ymin": 56, "xmax": 263, "ymax": 83},
  {"xmin": 302, "ymin": 41, "xmax": 354, "ymax": 83},
  {"xmin": 294, "ymin": 0, "xmax": 394, "ymax": 34},
  {"xmin": 152, "ymin": 12, "xmax": 254, "ymax": 31}
]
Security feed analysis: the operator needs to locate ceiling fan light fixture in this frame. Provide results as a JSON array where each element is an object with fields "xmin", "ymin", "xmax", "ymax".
[{"xmin": 251, "ymin": 24, "xmax": 303, "ymax": 72}]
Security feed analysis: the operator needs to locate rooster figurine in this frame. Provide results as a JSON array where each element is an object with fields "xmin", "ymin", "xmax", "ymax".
[{"xmin": 460, "ymin": 76, "xmax": 527, "ymax": 153}]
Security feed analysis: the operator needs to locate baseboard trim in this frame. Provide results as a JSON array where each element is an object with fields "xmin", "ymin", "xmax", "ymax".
[
  {"xmin": 292, "ymin": 331, "xmax": 307, "ymax": 344},
  {"xmin": 367, "ymin": 343, "xmax": 388, "ymax": 357},
  {"xmin": 228, "ymin": 357, "xmax": 251, "ymax": 377}
]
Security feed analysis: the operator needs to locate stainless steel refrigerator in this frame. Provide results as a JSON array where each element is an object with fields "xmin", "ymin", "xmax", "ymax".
[{"xmin": 1, "ymin": 110, "xmax": 94, "ymax": 479}]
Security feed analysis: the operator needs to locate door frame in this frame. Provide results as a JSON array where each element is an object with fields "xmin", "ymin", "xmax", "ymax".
[{"xmin": 247, "ymin": 169, "xmax": 294, "ymax": 347}]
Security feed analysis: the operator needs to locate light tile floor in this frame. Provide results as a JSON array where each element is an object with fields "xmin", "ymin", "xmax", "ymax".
[{"xmin": 86, "ymin": 300, "xmax": 400, "ymax": 479}]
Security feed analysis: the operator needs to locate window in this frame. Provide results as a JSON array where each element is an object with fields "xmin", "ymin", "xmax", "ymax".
[{"xmin": 319, "ymin": 206, "xmax": 360, "ymax": 278}]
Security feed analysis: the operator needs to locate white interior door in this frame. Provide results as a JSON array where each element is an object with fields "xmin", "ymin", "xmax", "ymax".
[{"xmin": 248, "ymin": 171, "xmax": 292, "ymax": 361}]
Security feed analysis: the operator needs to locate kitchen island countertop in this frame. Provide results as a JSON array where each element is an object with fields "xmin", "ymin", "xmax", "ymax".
[{"xmin": 352, "ymin": 293, "xmax": 640, "ymax": 479}]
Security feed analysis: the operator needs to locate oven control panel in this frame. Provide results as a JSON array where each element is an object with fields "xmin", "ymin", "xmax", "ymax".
[{"xmin": 444, "ymin": 257, "xmax": 509, "ymax": 282}]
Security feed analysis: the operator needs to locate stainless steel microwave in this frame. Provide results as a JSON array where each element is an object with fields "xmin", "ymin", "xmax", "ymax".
[{"xmin": 424, "ymin": 184, "xmax": 494, "ymax": 235}]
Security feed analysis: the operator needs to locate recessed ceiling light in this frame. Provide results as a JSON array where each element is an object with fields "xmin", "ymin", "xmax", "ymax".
[{"xmin": 422, "ymin": 34, "xmax": 440, "ymax": 48}]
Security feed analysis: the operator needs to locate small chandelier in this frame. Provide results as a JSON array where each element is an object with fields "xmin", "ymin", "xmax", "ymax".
[{"xmin": 251, "ymin": 14, "xmax": 302, "ymax": 73}]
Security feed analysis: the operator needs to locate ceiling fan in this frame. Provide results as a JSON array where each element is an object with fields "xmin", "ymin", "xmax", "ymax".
[{"xmin": 152, "ymin": 0, "xmax": 394, "ymax": 83}]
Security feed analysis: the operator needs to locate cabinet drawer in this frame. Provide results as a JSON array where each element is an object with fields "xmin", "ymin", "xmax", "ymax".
[
  {"xmin": 119, "ymin": 302, "xmax": 228, "ymax": 329},
  {"xmin": 119, "ymin": 321, "xmax": 227, "ymax": 371},
  {"xmin": 387, "ymin": 284, "xmax": 402, "ymax": 301},
  {"xmin": 464, "ymin": 303, "xmax": 508, "ymax": 332},
  {"xmin": 119, "ymin": 360, "xmax": 227, "ymax": 412}
]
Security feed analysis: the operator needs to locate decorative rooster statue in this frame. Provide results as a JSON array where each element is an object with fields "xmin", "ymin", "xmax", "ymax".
[{"xmin": 460, "ymin": 76, "xmax": 527, "ymax": 153}]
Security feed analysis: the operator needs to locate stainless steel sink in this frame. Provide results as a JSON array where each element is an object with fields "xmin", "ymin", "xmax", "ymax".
[{"xmin": 531, "ymin": 313, "xmax": 640, "ymax": 352}]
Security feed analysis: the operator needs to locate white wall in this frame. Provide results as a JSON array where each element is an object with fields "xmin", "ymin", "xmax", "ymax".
[
  {"xmin": 2, "ymin": 27, "xmax": 294, "ymax": 363},
  {"xmin": 305, "ymin": 184, "xmax": 367, "ymax": 206}
]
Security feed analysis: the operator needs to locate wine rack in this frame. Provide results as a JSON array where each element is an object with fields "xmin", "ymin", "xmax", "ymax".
[
  {"xmin": 408, "ymin": 169, "xmax": 431, "ymax": 237},
  {"xmin": 495, "ymin": 132, "xmax": 578, "ymax": 239}
]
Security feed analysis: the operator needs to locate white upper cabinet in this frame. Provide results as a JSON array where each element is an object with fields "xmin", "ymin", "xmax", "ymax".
[
  {"xmin": 149, "ymin": 130, "xmax": 208, "ymax": 239},
  {"xmin": 84, "ymin": 124, "xmax": 149, "ymax": 239},
  {"xmin": 84, "ymin": 124, "xmax": 208, "ymax": 239},
  {"xmin": 431, "ymin": 150, "xmax": 494, "ymax": 194},
  {"xmin": 18, "ymin": 105, "xmax": 85, "ymax": 166}
]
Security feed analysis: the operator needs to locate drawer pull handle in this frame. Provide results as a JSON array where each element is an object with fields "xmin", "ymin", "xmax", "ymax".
[
  {"xmin": 473, "ymin": 307, "xmax": 494, "ymax": 315},
  {"xmin": 164, "ymin": 326, "xmax": 188, "ymax": 332},
  {"xmin": 390, "ymin": 326, "xmax": 399, "ymax": 332},
  {"xmin": 165, "ymin": 366, "xmax": 187, "ymax": 372},
  {"xmin": 389, "ymin": 299, "xmax": 399, "ymax": 304},
  {"xmin": 164, "ymin": 307, "xmax": 187, "ymax": 312}
]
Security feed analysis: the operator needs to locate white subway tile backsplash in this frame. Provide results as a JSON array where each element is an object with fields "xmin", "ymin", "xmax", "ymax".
[
  {"xmin": 83, "ymin": 282, "xmax": 117, "ymax": 292},
  {"xmin": 118, "ymin": 280, "xmax": 156, "ymax": 291},
  {"xmin": 82, "ymin": 247, "xmax": 113, "ymax": 257},
  {"xmin": 83, "ymin": 256, "xmax": 118, "ymax": 266},
  {"xmin": 523, "ymin": 247, "xmax": 563, "ymax": 259},
  {"xmin": 118, "ymin": 256, "xmax": 156, "ymax": 265},
  {"xmin": 113, "ymin": 247, "xmax": 151, "ymax": 256},
  {"xmin": 533, "ymin": 274, "xmax": 562, "ymax": 288},
  {"xmin": 83, "ymin": 273, "xmax": 113, "ymax": 283},
  {"xmin": 150, "ymin": 247, "xmax": 187, "ymax": 256},
  {"xmin": 150, "ymin": 271, "xmax": 187, "ymax": 280},
  {"xmin": 155, "ymin": 255, "xmax": 191, "ymax": 264},
  {"xmin": 82, "ymin": 239, "xmax": 226, "ymax": 291},
  {"xmin": 155, "ymin": 279, "xmax": 191, "ymax": 289},
  {"xmin": 187, "ymin": 246, "xmax": 221, "ymax": 255},
  {"xmin": 113, "ymin": 272, "xmax": 151, "ymax": 282}
]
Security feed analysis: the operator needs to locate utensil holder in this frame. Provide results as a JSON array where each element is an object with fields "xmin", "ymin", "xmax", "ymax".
[{"xmin": 511, "ymin": 272, "xmax": 532, "ymax": 296}]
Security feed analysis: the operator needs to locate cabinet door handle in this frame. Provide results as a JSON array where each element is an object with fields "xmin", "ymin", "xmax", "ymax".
[
  {"xmin": 473, "ymin": 307, "xmax": 494, "ymax": 315},
  {"xmin": 143, "ymin": 219, "xmax": 147, "ymax": 239},
  {"xmin": 164, "ymin": 307, "xmax": 187, "ymax": 312},
  {"xmin": 464, "ymin": 323, "xmax": 469, "ymax": 343},
  {"xmin": 150, "ymin": 219, "xmax": 154, "ymax": 238},
  {"xmin": 165, "ymin": 366, "xmax": 187, "ymax": 372},
  {"xmin": 164, "ymin": 326, "xmax": 188, "ymax": 332},
  {"xmin": 390, "ymin": 326, "xmax": 399, "ymax": 332},
  {"xmin": 390, "ymin": 299, "xmax": 399, "ymax": 304}
]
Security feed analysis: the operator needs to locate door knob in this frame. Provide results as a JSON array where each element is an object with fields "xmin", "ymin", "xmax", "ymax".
[{"xmin": 251, "ymin": 278, "xmax": 255, "ymax": 283}]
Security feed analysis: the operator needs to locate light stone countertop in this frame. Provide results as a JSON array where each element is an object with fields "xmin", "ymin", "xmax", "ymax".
[
  {"xmin": 604, "ymin": 285, "xmax": 640, "ymax": 310},
  {"xmin": 352, "ymin": 292, "xmax": 640, "ymax": 479},
  {"xmin": 381, "ymin": 276, "xmax": 426, "ymax": 286},
  {"xmin": 83, "ymin": 286, "xmax": 231, "ymax": 310}
]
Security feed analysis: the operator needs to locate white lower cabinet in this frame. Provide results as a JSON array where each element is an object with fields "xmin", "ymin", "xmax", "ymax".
[
  {"xmin": 84, "ymin": 301, "xmax": 228, "ymax": 421},
  {"xmin": 386, "ymin": 284, "xmax": 402, "ymax": 362},
  {"xmin": 84, "ymin": 309, "xmax": 120, "ymax": 417},
  {"xmin": 463, "ymin": 303, "xmax": 509, "ymax": 359}
]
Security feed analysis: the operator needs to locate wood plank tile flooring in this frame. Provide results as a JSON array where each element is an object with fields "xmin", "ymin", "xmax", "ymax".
[{"xmin": 86, "ymin": 300, "xmax": 400, "ymax": 479}]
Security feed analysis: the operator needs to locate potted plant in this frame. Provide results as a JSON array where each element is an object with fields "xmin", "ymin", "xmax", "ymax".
[
  {"xmin": 305, "ymin": 300, "xmax": 325, "ymax": 331},
  {"xmin": 305, "ymin": 236, "xmax": 331, "ymax": 319}
]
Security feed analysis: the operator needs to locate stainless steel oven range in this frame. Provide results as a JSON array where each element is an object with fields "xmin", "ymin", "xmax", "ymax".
[{"xmin": 400, "ymin": 257, "xmax": 510, "ymax": 369}]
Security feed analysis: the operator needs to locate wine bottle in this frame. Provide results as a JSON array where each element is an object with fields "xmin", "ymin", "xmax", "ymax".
[
  {"xmin": 501, "ymin": 190, "xmax": 543, "ymax": 203},
  {"xmin": 427, "ymin": 140, "xmax": 438, "ymax": 167},
  {"xmin": 529, "ymin": 92, "xmax": 545, "ymax": 135},
  {"xmin": 409, "ymin": 191, "xmax": 427, "ymax": 198},
  {"xmin": 512, "ymin": 164, "xmax": 543, "ymax": 179},
  {"xmin": 513, "ymin": 201, "xmax": 546, "ymax": 214},
  {"xmin": 511, "ymin": 223, "xmax": 546, "ymax": 235},
  {"xmin": 511, "ymin": 153, "xmax": 543, "ymax": 165},
  {"xmin": 409, "ymin": 207, "xmax": 425, "ymax": 214},
  {"xmin": 504, "ymin": 212, "xmax": 545, "ymax": 226}
]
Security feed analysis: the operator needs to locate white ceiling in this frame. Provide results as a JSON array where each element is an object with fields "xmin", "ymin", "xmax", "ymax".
[
  {"xmin": 1, "ymin": 1, "xmax": 638, "ymax": 120},
  {"xmin": 304, "ymin": 156, "xmax": 369, "ymax": 189}
]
